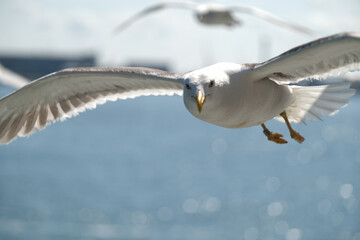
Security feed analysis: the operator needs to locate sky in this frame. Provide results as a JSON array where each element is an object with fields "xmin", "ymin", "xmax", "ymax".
[{"xmin": 0, "ymin": 0, "xmax": 360, "ymax": 73}]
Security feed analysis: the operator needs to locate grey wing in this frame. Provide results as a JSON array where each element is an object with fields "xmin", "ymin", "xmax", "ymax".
[
  {"xmin": 248, "ymin": 32, "xmax": 360, "ymax": 82},
  {"xmin": 0, "ymin": 63, "xmax": 30, "ymax": 89},
  {"xmin": 0, "ymin": 67, "xmax": 183, "ymax": 144},
  {"xmin": 113, "ymin": 1, "xmax": 198, "ymax": 33},
  {"xmin": 230, "ymin": 5, "xmax": 314, "ymax": 36}
]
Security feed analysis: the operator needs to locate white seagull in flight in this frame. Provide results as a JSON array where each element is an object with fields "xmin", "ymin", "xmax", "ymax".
[
  {"xmin": 114, "ymin": 2, "xmax": 314, "ymax": 35},
  {"xmin": 0, "ymin": 32, "xmax": 359, "ymax": 145},
  {"xmin": 0, "ymin": 63, "xmax": 29, "ymax": 89}
]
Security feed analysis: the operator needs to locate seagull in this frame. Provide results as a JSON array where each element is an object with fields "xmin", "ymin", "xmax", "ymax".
[
  {"xmin": 0, "ymin": 32, "xmax": 359, "ymax": 145},
  {"xmin": 114, "ymin": 2, "xmax": 314, "ymax": 35},
  {"xmin": 0, "ymin": 63, "xmax": 30, "ymax": 89}
]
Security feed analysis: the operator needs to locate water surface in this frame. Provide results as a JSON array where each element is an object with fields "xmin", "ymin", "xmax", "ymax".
[{"xmin": 0, "ymin": 86, "xmax": 359, "ymax": 240}]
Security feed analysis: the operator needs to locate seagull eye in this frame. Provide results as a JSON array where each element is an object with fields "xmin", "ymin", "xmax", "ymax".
[
  {"xmin": 208, "ymin": 80, "xmax": 215, "ymax": 88},
  {"xmin": 185, "ymin": 84, "xmax": 191, "ymax": 90}
]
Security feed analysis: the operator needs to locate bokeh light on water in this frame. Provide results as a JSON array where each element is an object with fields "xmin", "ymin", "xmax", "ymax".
[
  {"xmin": 183, "ymin": 198, "xmax": 199, "ymax": 214},
  {"xmin": 266, "ymin": 176, "xmax": 281, "ymax": 192}
]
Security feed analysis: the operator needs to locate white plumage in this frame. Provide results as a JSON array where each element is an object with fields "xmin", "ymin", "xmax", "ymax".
[
  {"xmin": 281, "ymin": 83, "xmax": 354, "ymax": 123},
  {"xmin": 114, "ymin": 2, "xmax": 314, "ymax": 35},
  {"xmin": 0, "ymin": 32, "xmax": 359, "ymax": 144}
]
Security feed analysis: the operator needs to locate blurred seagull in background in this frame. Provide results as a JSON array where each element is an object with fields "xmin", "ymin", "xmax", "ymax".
[
  {"xmin": 114, "ymin": 1, "xmax": 314, "ymax": 35},
  {"xmin": 0, "ymin": 63, "xmax": 29, "ymax": 89},
  {"xmin": 0, "ymin": 32, "xmax": 359, "ymax": 145}
]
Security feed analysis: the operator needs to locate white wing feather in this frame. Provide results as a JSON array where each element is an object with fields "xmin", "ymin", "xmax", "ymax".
[
  {"xmin": 277, "ymin": 83, "xmax": 355, "ymax": 123},
  {"xmin": 0, "ymin": 67, "xmax": 183, "ymax": 144},
  {"xmin": 249, "ymin": 32, "xmax": 360, "ymax": 82},
  {"xmin": 114, "ymin": 1, "xmax": 198, "ymax": 33},
  {"xmin": 231, "ymin": 5, "xmax": 314, "ymax": 35}
]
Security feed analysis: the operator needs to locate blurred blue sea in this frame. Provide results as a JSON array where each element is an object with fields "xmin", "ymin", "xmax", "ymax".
[{"xmin": 0, "ymin": 86, "xmax": 359, "ymax": 240}]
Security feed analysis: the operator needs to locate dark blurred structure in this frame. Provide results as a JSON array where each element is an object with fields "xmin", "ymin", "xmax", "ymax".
[{"xmin": 0, "ymin": 55, "xmax": 96, "ymax": 80}]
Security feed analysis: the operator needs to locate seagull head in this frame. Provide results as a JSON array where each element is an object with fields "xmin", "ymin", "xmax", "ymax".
[
  {"xmin": 183, "ymin": 77, "xmax": 215, "ymax": 114},
  {"xmin": 182, "ymin": 63, "xmax": 240, "ymax": 119}
]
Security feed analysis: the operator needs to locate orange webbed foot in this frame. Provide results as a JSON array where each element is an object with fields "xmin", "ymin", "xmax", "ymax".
[
  {"xmin": 290, "ymin": 130, "xmax": 305, "ymax": 143},
  {"xmin": 266, "ymin": 132, "xmax": 288, "ymax": 144},
  {"xmin": 261, "ymin": 124, "xmax": 288, "ymax": 144}
]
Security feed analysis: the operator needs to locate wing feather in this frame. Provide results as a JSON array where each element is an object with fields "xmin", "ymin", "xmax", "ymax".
[
  {"xmin": 114, "ymin": 1, "xmax": 198, "ymax": 33},
  {"xmin": 279, "ymin": 83, "xmax": 355, "ymax": 123},
  {"xmin": 249, "ymin": 32, "xmax": 360, "ymax": 82},
  {"xmin": 0, "ymin": 67, "xmax": 183, "ymax": 144},
  {"xmin": 24, "ymin": 109, "xmax": 39, "ymax": 135},
  {"xmin": 231, "ymin": 5, "xmax": 314, "ymax": 35}
]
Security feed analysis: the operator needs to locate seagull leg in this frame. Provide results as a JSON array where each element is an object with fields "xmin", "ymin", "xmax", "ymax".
[
  {"xmin": 261, "ymin": 123, "xmax": 287, "ymax": 144},
  {"xmin": 280, "ymin": 111, "xmax": 305, "ymax": 143}
]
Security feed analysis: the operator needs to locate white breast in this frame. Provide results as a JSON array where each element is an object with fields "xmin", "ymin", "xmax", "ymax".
[{"xmin": 191, "ymin": 78, "xmax": 293, "ymax": 129}]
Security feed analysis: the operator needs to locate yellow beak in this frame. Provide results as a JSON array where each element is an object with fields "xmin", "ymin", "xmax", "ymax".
[{"xmin": 196, "ymin": 90, "xmax": 206, "ymax": 113}]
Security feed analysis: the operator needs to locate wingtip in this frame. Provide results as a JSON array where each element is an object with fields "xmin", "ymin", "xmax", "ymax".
[{"xmin": 112, "ymin": 24, "xmax": 127, "ymax": 35}]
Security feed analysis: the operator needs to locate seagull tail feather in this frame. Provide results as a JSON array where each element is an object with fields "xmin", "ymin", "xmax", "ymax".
[{"xmin": 279, "ymin": 82, "xmax": 356, "ymax": 123}]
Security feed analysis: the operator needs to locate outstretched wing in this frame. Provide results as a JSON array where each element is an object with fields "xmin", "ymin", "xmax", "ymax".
[
  {"xmin": 0, "ymin": 63, "xmax": 30, "ymax": 89},
  {"xmin": 114, "ymin": 1, "xmax": 198, "ymax": 33},
  {"xmin": 0, "ymin": 67, "xmax": 183, "ymax": 144},
  {"xmin": 248, "ymin": 32, "xmax": 360, "ymax": 82},
  {"xmin": 231, "ymin": 5, "xmax": 314, "ymax": 35}
]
